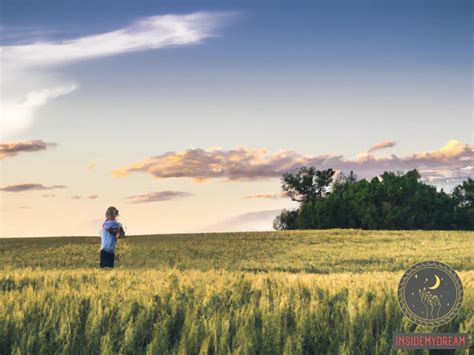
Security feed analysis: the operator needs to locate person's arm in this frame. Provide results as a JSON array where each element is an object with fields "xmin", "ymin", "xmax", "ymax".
[{"xmin": 117, "ymin": 223, "xmax": 125, "ymax": 238}]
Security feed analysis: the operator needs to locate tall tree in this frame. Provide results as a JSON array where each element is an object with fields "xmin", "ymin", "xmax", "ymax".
[
  {"xmin": 281, "ymin": 167, "xmax": 335, "ymax": 203},
  {"xmin": 452, "ymin": 178, "xmax": 474, "ymax": 208}
]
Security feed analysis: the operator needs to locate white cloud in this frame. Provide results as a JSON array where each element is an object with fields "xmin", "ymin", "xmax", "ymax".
[
  {"xmin": 0, "ymin": 12, "xmax": 231, "ymax": 137},
  {"xmin": 1, "ymin": 85, "xmax": 77, "ymax": 137},
  {"xmin": 2, "ymin": 13, "xmax": 228, "ymax": 69}
]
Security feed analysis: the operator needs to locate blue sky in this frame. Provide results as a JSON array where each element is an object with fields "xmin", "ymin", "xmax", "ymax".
[{"xmin": 0, "ymin": 0, "xmax": 472, "ymax": 236}]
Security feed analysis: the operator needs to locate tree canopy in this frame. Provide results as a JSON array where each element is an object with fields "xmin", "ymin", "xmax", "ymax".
[{"xmin": 274, "ymin": 168, "xmax": 473, "ymax": 230}]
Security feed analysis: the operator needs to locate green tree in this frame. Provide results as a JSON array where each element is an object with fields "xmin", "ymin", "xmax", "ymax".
[
  {"xmin": 451, "ymin": 178, "xmax": 474, "ymax": 229},
  {"xmin": 281, "ymin": 167, "xmax": 335, "ymax": 203},
  {"xmin": 452, "ymin": 178, "xmax": 474, "ymax": 208},
  {"xmin": 273, "ymin": 209, "xmax": 298, "ymax": 230},
  {"xmin": 274, "ymin": 168, "xmax": 473, "ymax": 231}
]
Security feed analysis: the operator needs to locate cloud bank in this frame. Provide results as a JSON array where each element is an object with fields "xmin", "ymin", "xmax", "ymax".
[
  {"xmin": 126, "ymin": 191, "xmax": 193, "ymax": 204},
  {"xmin": 0, "ymin": 183, "xmax": 67, "ymax": 192},
  {"xmin": 113, "ymin": 147, "xmax": 313, "ymax": 181},
  {"xmin": 1, "ymin": 12, "xmax": 231, "ymax": 137},
  {"xmin": 113, "ymin": 140, "xmax": 472, "ymax": 186},
  {"xmin": 0, "ymin": 140, "xmax": 57, "ymax": 159}
]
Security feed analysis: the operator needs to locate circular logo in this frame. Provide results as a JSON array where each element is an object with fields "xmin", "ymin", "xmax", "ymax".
[{"xmin": 397, "ymin": 261, "xmax": 463, "ymax": 326}]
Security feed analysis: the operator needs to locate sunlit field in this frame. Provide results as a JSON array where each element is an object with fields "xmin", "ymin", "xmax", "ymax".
[{"xmin": 1, "ymin": 230, "xmax": 473, "ymax": 354}]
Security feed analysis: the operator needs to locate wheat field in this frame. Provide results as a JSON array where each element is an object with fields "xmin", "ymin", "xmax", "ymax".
[{"xmin": 0, "ymin": 230, "xmax": 473, "ymax": 354}]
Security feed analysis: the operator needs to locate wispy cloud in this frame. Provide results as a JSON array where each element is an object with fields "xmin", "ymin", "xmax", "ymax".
[
  {"xmin": 41, "ymin": 193, "xmax": 56, "ymax": 198},
  {"xmin": 366, "ymin": 140, "xmax": 396, "ymax": 153},
  {"xmin": 0, "ymin": 183, "xmax": 67, "ymax": 192},
  {"xmin": 0, "ymin": 140, "xmax": 57, "ymax": 159},
  {"xmin": 1, "ymin": 12, "xmax": 233, "ymax": 137},
  {"xmin": 1, "ymin": 86, "xmax": 77, "ymax": 137},
  {"xmin": 2, "ymin": 13, "xmax": 229, "ymax": 68},
  {"xmin": 72, "ymin": 195, "xmax": 98, "ymax": 200},
  {"xmin": 243, "ymin": 193, "xmax": 287, "ymax": 200},
  {"xmin": 126, "ymin": 191, "xmax": 193, "ymax": 204},
  {"xmin": 113, "ymin": 140, "xmax": 473, "ymax": 187},
  {"xmin": 0, "ymin": 25, "xmax": 63, "ymax": 45}
]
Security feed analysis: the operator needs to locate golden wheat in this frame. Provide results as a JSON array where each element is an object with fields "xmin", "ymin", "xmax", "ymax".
[{"xmin": 1, "ymin": 230, "xmax": 473, "ymax": 354}]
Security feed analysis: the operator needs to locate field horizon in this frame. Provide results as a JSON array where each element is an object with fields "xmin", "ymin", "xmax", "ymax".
[{"xmin": 1, "ymin": 229, "xmax": 473, "ymax": 272}]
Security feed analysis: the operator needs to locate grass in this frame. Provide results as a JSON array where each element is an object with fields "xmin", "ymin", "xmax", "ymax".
[{"xmin": 0, "ymin": 229, "xmax": 473, "ymax": 354}]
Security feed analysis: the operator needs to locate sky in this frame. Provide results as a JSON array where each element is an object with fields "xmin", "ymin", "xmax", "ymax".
[{"xmin": 0, "ymin": 0, "xmax": 472, "ymax": 237}]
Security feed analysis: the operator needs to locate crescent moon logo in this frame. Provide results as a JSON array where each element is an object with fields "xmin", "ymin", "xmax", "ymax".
[
  {"xmin": 428, "ymin": 274, "xmax": 441, "ymax": 290},
  {"xmin": 398, "ymin": 261, "xmax": 463, "ymax": 326}
]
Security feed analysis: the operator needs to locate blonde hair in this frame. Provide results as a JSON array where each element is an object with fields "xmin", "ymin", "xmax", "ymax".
[{"xmin": 105, "ymin": 206, "xmax": 119, "ymax": 220}]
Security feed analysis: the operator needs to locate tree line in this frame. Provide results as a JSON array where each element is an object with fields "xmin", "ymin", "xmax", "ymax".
[{"xmin": 273, "ymin": 167, "xmax": 473, "ymax": 230}]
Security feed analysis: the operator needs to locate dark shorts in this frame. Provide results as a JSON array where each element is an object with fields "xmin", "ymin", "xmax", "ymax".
[{"xmin": 100, "ymin": 249, "xmax": 115, "ymax": 268}]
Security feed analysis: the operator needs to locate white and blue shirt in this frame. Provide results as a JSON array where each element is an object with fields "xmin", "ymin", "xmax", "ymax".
[{"xmin": 101, "ymin": 220, "xmax": 121, "ymax": 253}]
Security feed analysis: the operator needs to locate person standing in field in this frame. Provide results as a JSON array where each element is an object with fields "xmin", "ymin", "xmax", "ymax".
[{"xmin": 100, "ymin": 206, "xmax": 125, "ymax": 268}]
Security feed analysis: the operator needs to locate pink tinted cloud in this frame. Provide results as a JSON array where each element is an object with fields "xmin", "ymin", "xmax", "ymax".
[
  {"xmin": 243, "ymin": 193, "xmax": 287, "ymax": 200},
  {"xmin": 0, "ymin": 183, "xmax": 66, "ymax": 192},
  {"xmin": 126, "ymin": 191, "xmax": 193, "ymax": 204},
  {"xmin": 0, "ymin": 140, "xmax": 56, "ymax": 159},
  {"xmin": 366, "ymin": 140, "xmax": 396, "ymax": 153},
  {"xmin": 113, "ymin": 140, "xmax": 472, "ymax": 185}
]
